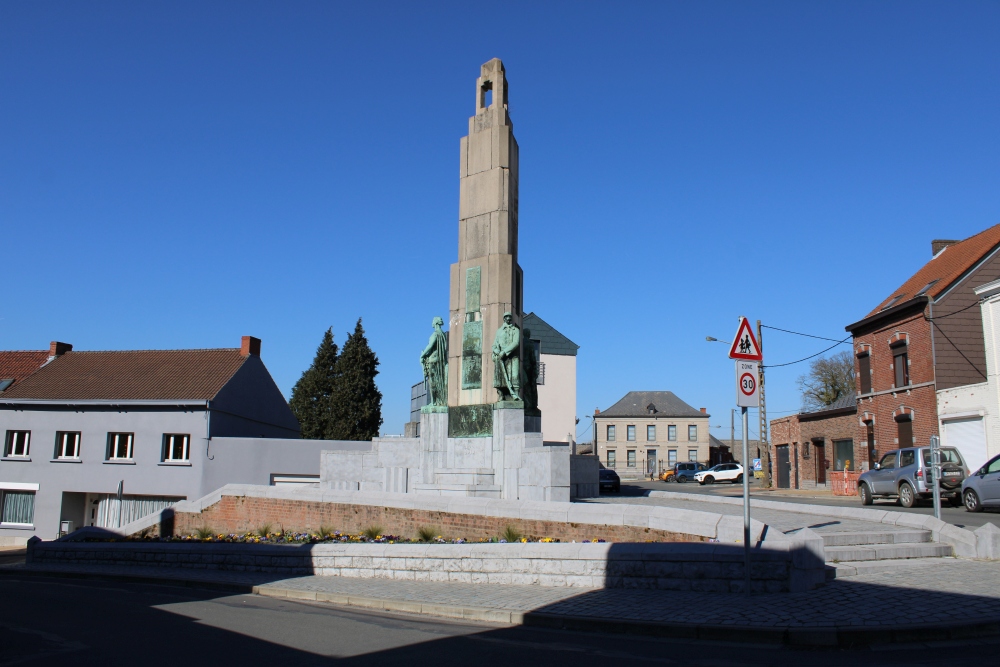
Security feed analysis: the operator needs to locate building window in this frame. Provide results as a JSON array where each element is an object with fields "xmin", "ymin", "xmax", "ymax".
[
  {"xmin": 55, "ymin": 432, "xmax": 81, "ymax": 459},
  {"xmin": 895, "ymin": 416, "xmax": 913, "ymax": 447},
  {"xmin": 893, "ymin": 346, "xmax": 909, "ymax": 388},
  {"xmin": 858, "ymin": 353, "xmax": 871, "ymax": 394},
  {"xmin": 0, "ymin": 379, "xmax": 14, "ymax": 391},
  {"xmin": 627, "ymin": 450, "xmax": 636, "ymax": 467},
  {"xmin": 163, "ymin": 434, "xmax": 190, "ymax": 462},
  {"xmin": 688, "ymin": 449, "xmax": 698, "ymax": 462},
  {"xmin": 0, "ymin": 490, "xmax": 35, "ymax": 525},
  {"xmin": 688, "ymin": 425, "xmax": 698, "ymax": 441},
  {"xmin": 607, "ymin": 450, "xmax": 616, "ymax": 468},
  {"xmin": 647, "ymin": 425, "xmax": 656, "ymax": 441},
  {"xmin": 606, "ymin": 425, "xmax": 615, "ymax": 442},
  {"xmin": 107, "ymin": 433, "xmax": 134, "ymax": 460},
  {"xmin": 833, "ymin": 439, "xmax": 854, "ymax": 471},
  {"xmin": 668, "ymin": 449, "xmax": 677, "ymax": 466},
  {"xmin": 4, "ymin": 431, "xmax": 30, "ymax": 458},
  {"xmin": 627, "ymin": 425, "xmax": 636, "ymax": 441},
  {"xmin": 667, "ymin": 425, "xmax": 677, "ymax": 441}
]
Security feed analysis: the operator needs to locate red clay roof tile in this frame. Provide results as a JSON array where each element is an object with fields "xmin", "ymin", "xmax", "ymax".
[
  {"xmin": 0, "ymin": 348, "xmax": 248, "ymax": 401},
  {"xmin": 0, "ymin": 351, "xmax": 51, "ymax": 391},
  {"xmin": 866, "ymin": 223, "xmax": 1000, "ymax": 318}
]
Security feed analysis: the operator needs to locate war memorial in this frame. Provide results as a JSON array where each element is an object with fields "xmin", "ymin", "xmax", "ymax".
[{"xmin": 320, "ymin": 58, "xmax": 598, "ymax": 501}]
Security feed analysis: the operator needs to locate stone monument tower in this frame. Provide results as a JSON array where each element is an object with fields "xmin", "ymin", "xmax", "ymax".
[
  {"xmin": 448, "ymin": 58, "xmax": 523, "ymax": 408},
  {"xmin": 319, "ymin": 58, "xmax": 598, "ymax": 501}
]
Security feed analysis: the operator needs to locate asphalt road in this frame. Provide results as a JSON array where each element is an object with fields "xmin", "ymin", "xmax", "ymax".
[
  {"xmin": 612, "ymin": 479, "xmax": 1000, "ymax": 530},
  {"xmin": 0, "ymin": 575, "xmax": 996, "ymax": 666}
]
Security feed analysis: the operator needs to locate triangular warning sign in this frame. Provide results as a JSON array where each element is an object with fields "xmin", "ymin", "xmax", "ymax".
[{"xmin": 728, "ymin": 317, "xmax": 762, "ymax": 361}]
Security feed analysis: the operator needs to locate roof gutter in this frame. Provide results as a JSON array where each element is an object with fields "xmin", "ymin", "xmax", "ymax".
[{"xmin": 845, "ymin": 295, "xmax": 929, "ymax": 334}]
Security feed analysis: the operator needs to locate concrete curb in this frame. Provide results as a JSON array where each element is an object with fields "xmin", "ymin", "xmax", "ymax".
[
  {"xmin": 5, "ymin": 566, "xmax": 999, "ymax": 647},
  {"xmin": 254, "ymin": 584, "xmax": 522, "ymax": 624}
]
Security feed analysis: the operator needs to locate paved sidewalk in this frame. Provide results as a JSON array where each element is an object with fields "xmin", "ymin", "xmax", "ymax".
[
  {"xmin": 6, "ymin": 557, "xmax": 1000, "ymax": 646},
  {"xmin": 583, "ymin": 494, "xmax": 900, "ymax": 535}
]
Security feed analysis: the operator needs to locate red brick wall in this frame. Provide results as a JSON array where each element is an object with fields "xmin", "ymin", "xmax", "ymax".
[
  {"xmin": 798, "ymin": 411, "xmax": 861, "ymax": 487},
  {"xmin": 149, "ymin": 496, "xmax": 705, "ymax": 544},
  {"xmin": 853, "ymin": 306, "xmax": 938, "ymax": 463}
]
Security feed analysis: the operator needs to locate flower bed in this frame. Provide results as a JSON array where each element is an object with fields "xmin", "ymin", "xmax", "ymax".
[{"xmin": 93, "ymin": 529, "xmax": 606, "ymax": 545}]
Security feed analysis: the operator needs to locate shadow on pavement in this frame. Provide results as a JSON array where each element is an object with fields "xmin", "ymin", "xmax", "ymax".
[{"xmin": 5, "ymin": 568, "xmax": 1000, "ymax": 666}]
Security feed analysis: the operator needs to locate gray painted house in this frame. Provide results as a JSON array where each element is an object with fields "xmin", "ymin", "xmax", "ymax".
[{"xmin": 0, "ymin": 337, "xmax": 333, "ymax": 542}]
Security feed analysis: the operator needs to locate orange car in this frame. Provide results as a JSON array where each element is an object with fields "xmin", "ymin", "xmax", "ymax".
[{"xmin": 658, "ymin": 469, "xmax": 675, "ymax": 482}]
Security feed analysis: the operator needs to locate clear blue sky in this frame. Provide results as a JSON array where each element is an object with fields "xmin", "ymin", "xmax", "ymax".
[{"xmin": 3, "ymin": 2, "xmax": 998, "ymax": 441}]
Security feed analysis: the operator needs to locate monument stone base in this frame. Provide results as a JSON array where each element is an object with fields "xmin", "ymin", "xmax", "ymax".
[{"xmin": 320, "ymin": 404, "xmax": 594, "ymax": 501}]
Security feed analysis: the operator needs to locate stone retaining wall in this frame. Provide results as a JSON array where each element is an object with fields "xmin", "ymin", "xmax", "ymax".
[{"xmin": 27, "ymin": 540, "xmax": 808, "ymax": 593}]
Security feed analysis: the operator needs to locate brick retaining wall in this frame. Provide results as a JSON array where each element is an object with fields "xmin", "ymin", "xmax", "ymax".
[{"xmin": 161, "ymin": 496, "xmax": 703, "ymax": 544}]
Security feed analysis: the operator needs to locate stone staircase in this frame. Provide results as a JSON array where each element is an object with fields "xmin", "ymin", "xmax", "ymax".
[{"xmin": 818, "ymin": 528, "xmax": 953, "ymax": 578}]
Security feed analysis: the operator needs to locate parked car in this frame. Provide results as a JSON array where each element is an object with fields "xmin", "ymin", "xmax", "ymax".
[
  {"xmin": 599, "ymin": 468, "xmax": 621, "ymax": 493},
  {"xmin": 659, "ymin": 468, "xmax": 675, "ymax": 482},
  {"xmin": 673, "ymin": 462, "xmax": 708, "ymax": 483},
  {"xmin": 694, "ymin": 462, "xmax": 744, "ymax": 485},
  {"xmin": 857, "ymin": 446, "xmax": 967, "ymax": 508},
  {"xmin": 961, "ymin": 453, "xmax": 1000, "ymax": 512}
]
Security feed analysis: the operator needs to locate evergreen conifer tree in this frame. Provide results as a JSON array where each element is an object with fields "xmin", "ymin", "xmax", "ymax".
[
  {"xmin": 329, "ymin": 318, "xmax": 383, "ymax": 440},
  {"xmin": 289, "ymin": 328, "xmax": 340, "ymax": 439}
]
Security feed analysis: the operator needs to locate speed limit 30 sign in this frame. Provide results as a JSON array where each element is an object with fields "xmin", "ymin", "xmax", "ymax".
[{"xmin": 736, "ymin": 360, "xmax": 760, "ymax": 408}]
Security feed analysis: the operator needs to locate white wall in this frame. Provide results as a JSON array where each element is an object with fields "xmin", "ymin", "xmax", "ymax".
[
  {"xmin": 537, "ymin": 353, "xmax": 576, "ymax": 443},
  {"xmin": 938, "ymin": 280, "xmax": 1000, "ymax": 472}
]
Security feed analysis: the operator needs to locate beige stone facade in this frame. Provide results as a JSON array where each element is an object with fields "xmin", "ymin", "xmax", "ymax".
[
  {"xmin": 448, "ymin": 59, "xmax": 523, "ymax": 407},
  {"xmin": 594, "ymin": 392, "xmax": 710, "ymax": 478}
]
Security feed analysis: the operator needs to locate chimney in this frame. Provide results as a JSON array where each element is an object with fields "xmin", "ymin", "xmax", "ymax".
[
  {"xmin": 700, "ymin": 407, "xmax": 707, "ymax": 414},
  {"xmin": 241, "ymin": 336, "xmax": 261, "ymax": 357},
  {"xmin": 932, "ymin": 239, "xmax": 958, "ymax": 256},
  {"xmin": 49, "ymin": 341, "xmax": 72, "ymax": 357},
  {"xmin": 594, "ymin": 408, "xmax": 600, "ymax": 416}
]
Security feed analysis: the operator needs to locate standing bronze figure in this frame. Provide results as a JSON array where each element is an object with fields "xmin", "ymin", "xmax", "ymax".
[
  {"xmin": 491, "ymin": 312, "xmax": 521, "ymax": 402},
  {"xmin": 420, "ymin": 317, "xmax": 448, "ymax": 407}
]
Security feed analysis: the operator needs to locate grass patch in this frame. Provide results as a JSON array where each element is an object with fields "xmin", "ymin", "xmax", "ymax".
[
  {"xmin": 318, "ymin": 525, "xmax": 336, "ymax": 538},
  {"xmin": 362, "ymin": 525, "xmax": 384, "ymax": 541},
  {"xmin": 500, "ymin": 525, "xmax": 522, "ymax": 543},
  {"xmin": 416, "ymin": 526, "xmax": 438, "ymax": 543},
  {"xmin": 194, "ymin": 526, "xmax": 215, "ymax": 539},
  {"xmin": 256, "ymin": 523, "xmax": 272, "ymax": 538}
]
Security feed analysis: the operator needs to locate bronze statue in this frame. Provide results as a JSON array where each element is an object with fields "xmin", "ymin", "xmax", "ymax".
[
  {"xmin": 420, "ymin": 317, "xmax": 448, "ymax": 406},
  {"xmin": 491, "ymin": 312, "xmax": 521, "ymax": 401}
]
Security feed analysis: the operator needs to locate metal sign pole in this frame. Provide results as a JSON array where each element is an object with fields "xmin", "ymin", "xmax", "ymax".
[
  {"xmin": 117, "ymin": 480, "xmax": 124, "ymax": 529},
  {"xmin": 930, "ymin": 435, "xmax": 941, "ymax": 520},
  {"xmin": 742, "ymin": 406, "xmax": 751, "ymax": 596}
]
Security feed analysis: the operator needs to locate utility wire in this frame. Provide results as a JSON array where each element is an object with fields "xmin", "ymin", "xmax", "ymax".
[
  {"xmin": 761, "ymin": 325, "xmax": 846, "ymax": 344},
  {"xmin": 762, "ymin": 335, "xmax": 852, "ymax": 369},
  {"xmin": 924, "ymin": 298, "xmax": 986, "ymax": 321}
]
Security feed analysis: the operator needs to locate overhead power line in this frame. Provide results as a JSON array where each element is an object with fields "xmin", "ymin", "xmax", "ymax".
[
  {"xmin": 762, "ymin": 335, "xmax": 852, "ymax": 369},
  {"xmin": 761, "ymin": 325, "xmax": 846, "ymax": 344}
]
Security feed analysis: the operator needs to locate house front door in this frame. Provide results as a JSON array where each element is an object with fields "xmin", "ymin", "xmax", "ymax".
[
  {"xmin": 776, "ymin": 445, "xmax": 790, "ymax": 488},
  {"xmin": 815, "ymin": 441, "xmax": 826, "ymax": 485}
]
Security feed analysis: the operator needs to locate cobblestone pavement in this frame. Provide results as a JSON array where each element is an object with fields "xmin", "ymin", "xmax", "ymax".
[
  {"xmin": 582, "ymin": 494, "xmax": 904, "ymax": 534},
  {"xmin": 11, "ymin": 557, "xmax": 1000, "ymax": 630}
]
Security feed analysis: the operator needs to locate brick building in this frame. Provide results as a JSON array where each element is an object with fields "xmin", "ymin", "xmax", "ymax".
[
  {"xmin": 845, "ymin": 225, "xmax": 1000, "ymax": 468},
  {"xmin": 769, "ymin": 395, "xmax": 857, "ymax": 489}
]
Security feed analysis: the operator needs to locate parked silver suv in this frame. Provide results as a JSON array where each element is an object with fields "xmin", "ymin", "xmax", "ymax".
[{"xmin": 857, "ymin": 446, "xmax": 967, "ymax": 508}]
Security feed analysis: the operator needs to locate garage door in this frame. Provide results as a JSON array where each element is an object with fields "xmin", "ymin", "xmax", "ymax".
[{"xmin": 942, "ymin": 417, "xmax": 988, "ymax": 473}]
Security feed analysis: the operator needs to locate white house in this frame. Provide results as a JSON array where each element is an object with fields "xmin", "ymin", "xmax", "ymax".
[
  {"xmin": 523, "ymin": 313, "xmax": 579, "ymax": 445},
  {"xmin": 936, "ymin": 279, "xmax": 1000, "ymax": 472}
]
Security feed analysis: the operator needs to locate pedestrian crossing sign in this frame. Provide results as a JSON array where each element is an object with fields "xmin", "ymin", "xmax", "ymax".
[{"xmin": 728, "ymin": 317, "xmax": 762, "ymax": 361}]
